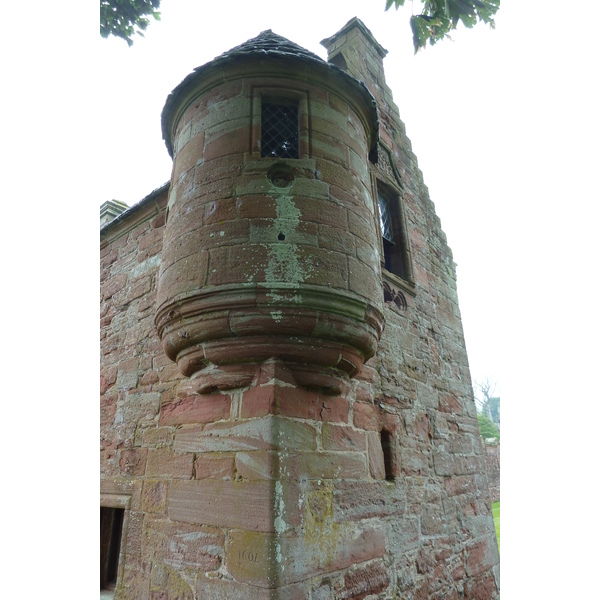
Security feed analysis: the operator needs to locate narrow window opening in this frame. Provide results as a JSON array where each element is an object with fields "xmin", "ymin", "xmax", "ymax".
[
  {"xmin": 378, "ymin": 185, "xmax": 409, "ymax": 279},
  {"xmin": 380, "ymin": 429, "xmax": 396, "ymax": 481},
  {"xmin": 278, "ymin": 232, "xmax": 285, "ymax": 241},
  {"xmin": 100, "ymin": 507, "xmax": 124, "ymax": 593},
  {"xmin": 261, "ymin": 101, "xmax": 299, "ymax": 159}
]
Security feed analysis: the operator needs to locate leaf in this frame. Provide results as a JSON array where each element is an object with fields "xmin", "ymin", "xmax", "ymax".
[
  {"xmin": 100, "ymin": 0, "xmax": 163, "ymax": 46},
  {"xmin": 385, "ymin": 0, "xmax": 406, "ymax": 11},
  {"xmin": 410, "ymin": 15, "xmax": 432, "ymax": 53}
]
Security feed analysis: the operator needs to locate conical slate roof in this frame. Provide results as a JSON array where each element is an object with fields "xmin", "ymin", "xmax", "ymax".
[
  {"xmin": 217, "ymin": 29, "xmax": 326, "ymax": 63},
  {"xmin": 161, "ymin": 29, "xmax": 379, "ymax": 159}
]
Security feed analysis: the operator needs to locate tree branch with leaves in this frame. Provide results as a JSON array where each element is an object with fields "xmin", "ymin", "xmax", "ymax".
[
  {"xmin": 100, "ymin": 0, "xmax": 161, "ymax": 46},
  {"xmin": 385, "ymin": 0, "xmax": 500, "ymax": 53}
]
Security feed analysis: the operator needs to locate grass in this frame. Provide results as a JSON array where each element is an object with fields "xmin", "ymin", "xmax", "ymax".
[{"xmin": 492, "ymin": 501, "xmax": 500, "ymax": 551}]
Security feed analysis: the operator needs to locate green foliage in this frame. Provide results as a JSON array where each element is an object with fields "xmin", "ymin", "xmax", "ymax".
[
  {"xmin": 492, "ymin": 501, "xmax": 500, "ymax": 550},
  {"xmin": 100, "ymin": 0, "xmax": 161, "ymax": 46},
  {"xmin": 385, "ymin": 0, "xmax": 500, "ymax": 53},
  {"xmin": 477, "ymin": 413, "xmax": 500, "ymax": 440}
]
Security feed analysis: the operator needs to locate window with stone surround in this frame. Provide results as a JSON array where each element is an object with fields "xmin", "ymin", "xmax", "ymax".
[
  {"xmin": 100, "ymin": 492, "xmax": 130, "ymax": 597},
  {"xmin": 261, "ymin": 101, "xmax": 299, "ymax": 159},
  {"xmin": 377, "ymin": 182, "xmax": 412, "ymax": 283},
  {"xmin": 251, "ymin": 88, "xmax": 309, "ymax": 159},
  {"xmin": 100, "ymin": 507, "xmax": 124, "ymax": 594}
]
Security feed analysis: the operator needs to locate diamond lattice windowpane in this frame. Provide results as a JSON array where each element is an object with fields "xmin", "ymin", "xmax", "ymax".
[{"xmin": 261, "ymin": 102, "xmax": 299, "ymax": 158}]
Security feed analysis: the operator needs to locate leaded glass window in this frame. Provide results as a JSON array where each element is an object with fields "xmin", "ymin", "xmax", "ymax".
[
  {"xmin": 378, "ymin": 191, "xmax": 394, "ymax": 243},
  {"xmin": 261, "ymin": 102, "xmax": 299, "ymax": 159},
  {"xmin": 377, "ymin": 183, "xmax": 412, "ymax": 281}
]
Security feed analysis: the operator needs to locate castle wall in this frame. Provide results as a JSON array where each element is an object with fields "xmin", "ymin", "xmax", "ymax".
[
  {"xmin": 484, "ymin": 443, "xmax": 501, "ymax": 503},
  {"xmin": 320, "ymin": 21, "xmax": 500, "ymax": 598},
  {"xmin": 100, "ymin": 20, "xmax": 499, "ymax": 600}
]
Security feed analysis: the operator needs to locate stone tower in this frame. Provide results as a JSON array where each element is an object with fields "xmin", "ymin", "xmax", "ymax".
[{"xmin": 100, "ymin": 18, "xmax": 500, "ymax": 600}]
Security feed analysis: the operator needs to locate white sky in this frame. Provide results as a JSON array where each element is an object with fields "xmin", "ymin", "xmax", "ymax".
[{"xmin": 2, "ymin": 1, "xmax": 598, "ymax": 596}]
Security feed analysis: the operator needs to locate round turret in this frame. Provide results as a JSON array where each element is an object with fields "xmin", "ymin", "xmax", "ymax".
[{"xmin": 155, "ymin": 30, "xmax": 384, "ymax": 393}]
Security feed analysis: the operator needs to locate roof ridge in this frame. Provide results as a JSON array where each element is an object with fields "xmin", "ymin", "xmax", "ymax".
[{"xmin": 215, "ymin": 29, "xmax": 326, "ymax": 64}]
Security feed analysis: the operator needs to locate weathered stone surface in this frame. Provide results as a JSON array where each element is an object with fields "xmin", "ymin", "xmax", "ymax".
[
  {"xmin": 119, "ymin": 447, "xmax": 148, "ymax": 476},
  {"xmin": 141, "ymin": 479, "xmax": 168, "ymax": 514},
  {"xmin": 226, "ymin": 525, "xmax": 386, "ymax": 588},
  {"xmin": 159, "ymin": 393, "xmax": 232, "ymax": 426},
  {"xmin": 167, "ymin": 480, "xmax": 301, "ymax": 532},
  {"xmin": 142, "ymin": 516, "xmax": 224, "ymax": 571},
  {"xmin": 100, "ymin": 20, "xmax": 498, "ymax": 600},
  {"xmin": 242, "ymin": 384, "xmax": 350, "ymax": 423},
  {"xmin": 340, "ymin": 561, "xmax": 390, "ymax": 599},
  {"xmin": 196, "ymin": 576, "xmax": 307, "ymax": 600},
  {"xmin": 235, "ymin": 450, "xmax": 367, "ymax": 480},
  {"xmin": 194, "ymin": 453, "xmax": 236, "ymax": 480},
  {"xmin": 321, "ymin": 423, "xmax": 366, "ymax": 452},
  {"xmin": 333, "ymin": 480, "xmax": 405, "ymax": 522},
  {"xmin": 174, "ymin": 416, "xmax": 318, "ymax": 453},
  {"xmin": 145, "ymin": 447, "xmax": 194, "ymax": 479}
]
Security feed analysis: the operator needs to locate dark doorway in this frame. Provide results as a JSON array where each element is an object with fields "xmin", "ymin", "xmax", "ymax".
[{"xmin": 100, "ymin": 507, "xmax": 124, "ymax": 591}]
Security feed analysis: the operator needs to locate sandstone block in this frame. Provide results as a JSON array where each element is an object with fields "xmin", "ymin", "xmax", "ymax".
[
  {"xmin": 173, "ymin": 131, "xmax": 205, "ymax": 181},
  {"xmin": 322, "ymin": 424, "xmax": 366, "ymax": 452},
  {"xmin": 353, "ymin": 402, "xmax": 379, "ymax": 431},
  {"xmin": 225, "ymin": 525, "xmax": 385, "ymax": 588},
  {"xmin": 167, "ymin": 480, "xmax": 301, "ymax": 532},
  {"xmin": 119, "ymin": 447, "xmax": 148, "ymax": 476},
  {"xmin": 242, "ymin": 384, "xmax": 349, "ymax": 423},
  {"xmin": 159, "ymin": 394, "xmax": 232, "ymax": 426},
  {"xmin": 235, "ymin": 450, "xmax": 367, "ymax": 481},
  {"xmin": 174, "ymin": 416, "xmax": 318, "ymax": 454},
  {"xmin": 196, "ymin": 576, "xmax": 307, "ymax": 599},
  {"xmin": 146, "ymin": 448, "xmax": 194, "ymax": 479},
  {"xmin": 333, "ymin": 481, "xmax": 405, "ymax": 521},
  {"xmin": 142, "ymin": 516, "xmax": 224, "ymax": 571},
  {"xmin": 432, "ymin": 448, "xmax": 455, "ymax": 477},
  {"xmin": 444, "ymin": 475, "xmax": 476, "ymax": 497},
  {"xmin": 367, "ymin": 431, "xmax": 386, "ymax": 479},
  {"xmin": 203, "ymin": 126, "xmax": 251, "ymax": 162},
  {"xmin": 194, "ymin": 453, "xmax": 235, "ymax": 480},
  {"xmin": 141, "ymin": 479, "xmax": 168, "ymax": 514},
  {"xmin": 340, "ymin": 560, "xmax": 390, "ymax": 599}
]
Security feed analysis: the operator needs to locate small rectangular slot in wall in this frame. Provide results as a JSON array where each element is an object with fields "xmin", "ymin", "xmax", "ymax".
[
  {"xmin": 380, "ymin": 429, "xmax": 396, "ymax": 481},
  {"xmin": 100, "ymin": 507, "xmax": 124, "ymax": 592}
]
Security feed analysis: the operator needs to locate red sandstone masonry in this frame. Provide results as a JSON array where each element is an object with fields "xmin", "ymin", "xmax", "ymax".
[
  {"xmin": 145, "ymin": 447, "xmax": 194, "ymax": 479},
  {"xmin": 101, "ymin": 20, "xmax": 498, "ymax": 600},
  {"xmin": 341, "ymin": 560, "xmax": 391, "ymax": 599},
  {"xmin": 322, "ymin": 423, "xmax": 366, "ymax": 451},
  {"xmin": 241, "ymin": 384, "xmax": 349, "ymax": 423},
  {"xmin": 225, "ymin": 526, "xmax": 386, "ymax": 588},
  {"xmin": 194, "ymin": 453, "xmax": 235, "ymax": 480},
  {"xmin": 119, "ymin": 448, "xmax": 148, "ymax": 476},
  {"xmin": 142, "ymin": 516, "xmax": 224, "ymax": 571},
  {"xmin": 174, "ymin": 416, "xmax": 319, "ymax": 454},
  {"xmin": 159, "ymin": 393, "xmax": 232, "ymax": 426},
  {"xmin": 141, "ymin": 479, "xmax": 168, "ymax": 514},
  {"xmin": 235, "ymin": 450, "xmax": 367, "ymax": 480},
  {"xmin": 167, "ymin": 479, "xmax": 302, "ymax": 532}
]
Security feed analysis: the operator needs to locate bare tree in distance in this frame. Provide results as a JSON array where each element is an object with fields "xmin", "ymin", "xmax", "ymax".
[{"xmin": 474, "ymin": 377, "xmax": 497, "ymax": 421}]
